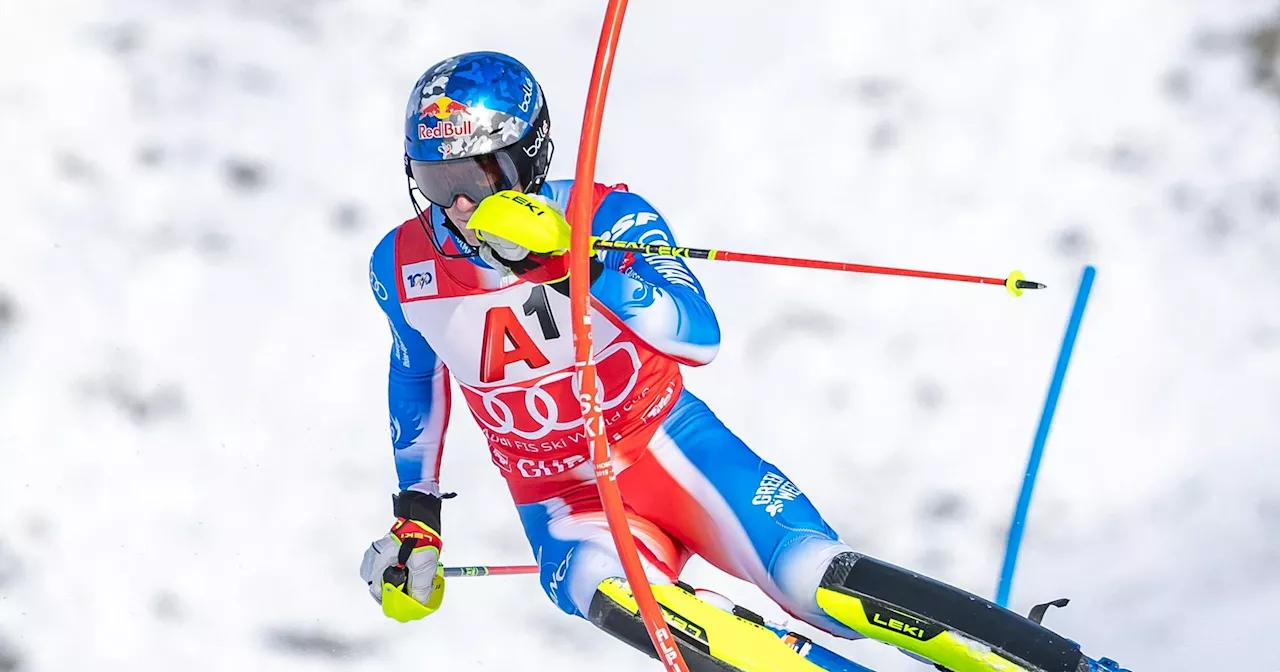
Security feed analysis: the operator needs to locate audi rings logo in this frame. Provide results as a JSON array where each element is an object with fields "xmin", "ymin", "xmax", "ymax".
[{"xmin": 461, "ymin": 342, "xmax": 641, "ymax": 441}]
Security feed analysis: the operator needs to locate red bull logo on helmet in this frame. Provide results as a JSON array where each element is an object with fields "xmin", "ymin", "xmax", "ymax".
[
  {"xmin": 417, "ymin": 94, "xmax": 474, "ymax": 140},
  {"xmin": 420, "ymin": 95, "xmax": 470, "ymax": 120},
  {"xmin": 418, "ymin": 119, "xmax": 473, "ymax": 140}
]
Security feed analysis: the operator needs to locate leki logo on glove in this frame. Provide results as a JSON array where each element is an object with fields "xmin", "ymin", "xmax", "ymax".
[{"xmin": 391, "ymin": 519, "xmax": 441, "ymax": 547}]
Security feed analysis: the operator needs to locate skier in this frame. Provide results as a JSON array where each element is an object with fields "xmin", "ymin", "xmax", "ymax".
[{"xmin": 360, "ymin": 51, "xmax": 1122, "ymax": 672}]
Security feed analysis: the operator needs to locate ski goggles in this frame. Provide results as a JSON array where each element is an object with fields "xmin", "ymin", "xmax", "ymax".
[{"xmin": 408, "ymin": 151, "xmax": 526, "ymax": 209}]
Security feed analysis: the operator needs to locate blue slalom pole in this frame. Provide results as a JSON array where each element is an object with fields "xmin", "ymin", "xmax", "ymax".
[{"xmin": 995, "ymin": 265, "xmax": 1096, "ymax": 608}]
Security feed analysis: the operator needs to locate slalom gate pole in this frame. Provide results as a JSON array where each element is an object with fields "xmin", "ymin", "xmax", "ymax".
[
  {"xmin": 995, "ymin": 265, "xmax": 1097, "ymax": 607},
  {"xmin": 568, "ymin": 3, "xmax": 690, "ymax": 671},
  {"xmin": 592, "ymin": 240, "xmax": 1046, "ymax": 296}
]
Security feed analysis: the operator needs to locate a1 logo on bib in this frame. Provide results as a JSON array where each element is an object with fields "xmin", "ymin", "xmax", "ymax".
[{"xmin": 402, "ymin": 260, "xmax": 438, "ymax": 299}]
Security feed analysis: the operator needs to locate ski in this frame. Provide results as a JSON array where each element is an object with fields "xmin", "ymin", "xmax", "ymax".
[{"xmin": 816, "ymin": 554, "xmax": 1129, "ymax": 672}]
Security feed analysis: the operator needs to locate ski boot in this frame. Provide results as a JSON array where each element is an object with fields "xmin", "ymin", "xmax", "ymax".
[{"xmin": 816, "ymin": 552, "xmax": 1131, "ymax": 672}]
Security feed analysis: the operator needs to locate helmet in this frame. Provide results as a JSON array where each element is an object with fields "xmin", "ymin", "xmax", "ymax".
[{"xmin": 404, "ymin": 51, "xmax": 553, "ymax": 257}]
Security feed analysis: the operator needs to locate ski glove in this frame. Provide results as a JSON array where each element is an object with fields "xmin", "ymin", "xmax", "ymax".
[
  {"xmin": 359, "ymin": 490, "xmax": 446, "ymax": 622},
  {"xmin": 466, "ymin": 190, "xmax": 595, "ymax": 286}
]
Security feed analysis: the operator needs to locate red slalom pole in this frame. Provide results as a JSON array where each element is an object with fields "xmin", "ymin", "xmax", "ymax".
[
  {"xmin": 592, "ymin": 239, "xmax": 1047, "ymax": 295},
  {"xmin": 567, "ymin": 2, "xmax": 690, "ymax": 671}
]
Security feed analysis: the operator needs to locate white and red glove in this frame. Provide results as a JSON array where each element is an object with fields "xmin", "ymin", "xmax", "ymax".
[{"xmin": 359, "ymin": 490, "xmax": 447, "ymax": 622}]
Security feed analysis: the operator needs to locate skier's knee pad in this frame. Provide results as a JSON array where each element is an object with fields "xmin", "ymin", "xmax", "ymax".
[
  {"xmin": 816, "ymin": 552, "xmax": 1086, "ymax": 672},
  {"xmin": 716, "ymin": 534, "xmax": 860, "ymax": 640},
  {"xmin": 539, "ymin": 539, "xmax": 690, "ymax": 618},
  {"xmin": 536, "ymin": 540, "xmax": 626, "ymax": 616},
  {"xmin": 764, "ymin": 535, "xmax": 854, "ymax": 630},
  {"xmin": 587, "ymin": 579, "xmax": 822, "ymax": 672}
]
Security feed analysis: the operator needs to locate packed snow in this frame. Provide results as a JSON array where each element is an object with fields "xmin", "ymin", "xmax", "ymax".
[{"xmin": 2, "ymin": 1, "xmax": 1278, "ymax": 670}]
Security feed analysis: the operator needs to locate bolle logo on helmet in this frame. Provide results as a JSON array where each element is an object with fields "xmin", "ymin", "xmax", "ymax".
[
  {"xmin": 519, "ymin": 77, "xmax": 535, "ymax": 113},
  {"xmin": 523, "ymin": 118, "xmax": 549, "ymax": 158},
  {"xmin": 419, "ymin": 119, "xmax": 473, "ymax": 140}
]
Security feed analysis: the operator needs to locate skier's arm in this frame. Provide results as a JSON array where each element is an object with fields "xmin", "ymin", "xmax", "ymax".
[
  {"xmin": 369, "ymin": 230, "xmax": 451, "ymax": 496},
  {"xmin": 590, "ymin": 192, "xmax": 721, "ymax": 366}
]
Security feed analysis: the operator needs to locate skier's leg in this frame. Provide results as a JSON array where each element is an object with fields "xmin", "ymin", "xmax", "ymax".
[
  {"xmin": 516, "ymin": 475, "xmax": 838, "ymax": 671},
  {"xmin": 618, "ymin": 390, "xmax": 861, "ymax": 638},
  {"xmin": 622, "ymin": 390, "xmax": 1102, "ymax": 672},
  {"xmin": 515, "ymin": 483, "xmax": 687, "ymax": 617}
]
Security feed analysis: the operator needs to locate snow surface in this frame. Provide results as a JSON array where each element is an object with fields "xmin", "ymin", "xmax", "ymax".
[{"xmin": 1, "ymin": 1, "xmax": 1278, "ymax": 670}]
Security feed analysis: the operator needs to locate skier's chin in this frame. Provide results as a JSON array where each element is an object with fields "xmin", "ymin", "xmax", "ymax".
[
  {"xmin": 456, "ymin": 225, "xmax": 481, "ymax": 247},
  {"xmin": 445, "ymin": 212, "xmax": 480, "ymax": 245}
]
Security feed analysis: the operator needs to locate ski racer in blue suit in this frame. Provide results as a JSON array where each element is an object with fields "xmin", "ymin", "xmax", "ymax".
[{"xmin": 356, "ymin": 50, "xmax": 1128, "ymax": 672}]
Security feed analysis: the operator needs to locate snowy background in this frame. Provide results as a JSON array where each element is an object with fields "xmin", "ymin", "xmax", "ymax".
[{"xmin": 2, "ymin": 0, "xmax": 1278, "ymax": 670}]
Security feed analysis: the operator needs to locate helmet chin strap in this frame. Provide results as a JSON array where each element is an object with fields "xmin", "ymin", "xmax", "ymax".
[
  {"xmin": 526, "ymin": 139, "xmax": 554, "ymax": 195},
  {"xmin": 440, "ymin": 211, "xmax": 478, "ymax": 254},
  {"xmin": 411, "ymin": 193, "xmax": 478, "ymax": 259}
]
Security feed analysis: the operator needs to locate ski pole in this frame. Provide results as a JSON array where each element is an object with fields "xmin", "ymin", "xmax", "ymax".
[
  {"xmin": 443, "ymin": 564, "xmax": 539, "ymax": 578},
  {"xmin": 591, "ymin": 239, "xmax": 1046, "ymax": 296}
]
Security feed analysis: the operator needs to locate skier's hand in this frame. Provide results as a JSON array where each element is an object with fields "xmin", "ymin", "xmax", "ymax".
[
  {"xmin": 359, "ymin": 490, "xmax": 446, "ymax": 622},
  {"xmin": 468, "ymin": 190, "xmax": 570, "ymax": 255},
  {"xmin": 467, "ymin": 190, "xmax": 577, "ymax": 284}
]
